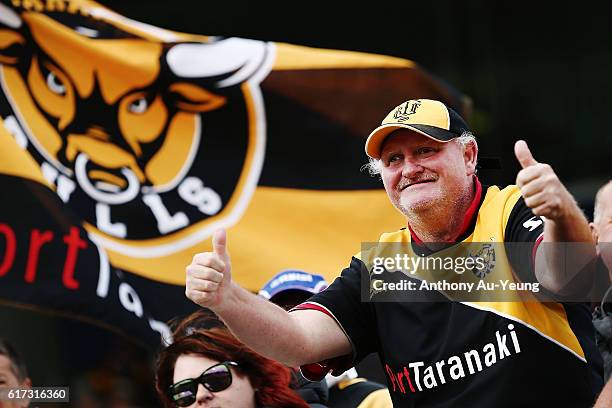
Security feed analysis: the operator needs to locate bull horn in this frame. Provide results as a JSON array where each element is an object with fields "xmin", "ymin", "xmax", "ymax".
[
  {"xmin": 166, "ymin": 37, "xmax": 270, "ymax": 88},
  {"xmin": 0, "ymin": 3, "xmax": 22, "ymax": 29}
]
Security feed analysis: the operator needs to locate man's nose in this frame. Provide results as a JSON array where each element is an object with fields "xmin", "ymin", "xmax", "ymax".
[{"xmin": 400, "ymin": 158, "xmax": 424, "ymax": 178}]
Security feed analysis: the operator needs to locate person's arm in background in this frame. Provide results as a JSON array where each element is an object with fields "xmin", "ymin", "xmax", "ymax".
[
  {"xmin": 594, "ymin": 379, "xmax": 612, "ymax": 408},
  {"xmin": 514, "ymin": 140, "xmax": 597, "ymax": 295},
  {"xmin": 185, "ymin": 229, "xmax": 352, "ymax": 367}
]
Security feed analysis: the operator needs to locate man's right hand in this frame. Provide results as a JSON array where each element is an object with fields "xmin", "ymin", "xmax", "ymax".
[
  {"xmin": 186, "ymin": 228, "xmax": 232, "ymax": 309},
  {"xmin": 185, "ymin": 228, "xmax": 353, "ymax": 367}
]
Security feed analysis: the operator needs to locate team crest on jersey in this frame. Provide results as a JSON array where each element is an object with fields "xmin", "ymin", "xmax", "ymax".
[
  {"xmin": 0, "ymin": 4, "xmax": 273, "ymax": 259},
  {"xmin": 469, "ymin": 243, "xmax": 496, "ymax": 279}
]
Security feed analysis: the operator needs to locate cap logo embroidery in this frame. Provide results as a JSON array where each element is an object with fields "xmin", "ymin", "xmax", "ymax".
[{"xmin": 393, "ymin": 100, "xmax": 421, "ymax": 122}]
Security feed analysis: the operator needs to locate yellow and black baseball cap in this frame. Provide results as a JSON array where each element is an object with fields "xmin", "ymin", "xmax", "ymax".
[{"xmin": 365, "ymin": 99, "xmax": 470, "ymax": 159}]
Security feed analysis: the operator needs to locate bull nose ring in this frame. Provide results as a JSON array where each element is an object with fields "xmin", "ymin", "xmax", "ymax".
[{"xmin": 75, "ymin": 153, "xmax": 140, "ymax": 205}]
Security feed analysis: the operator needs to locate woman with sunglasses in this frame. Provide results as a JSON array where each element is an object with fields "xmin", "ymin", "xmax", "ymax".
[{"xmin": 155, "ymin": 312, "xmax": 309, "ymax": 408}]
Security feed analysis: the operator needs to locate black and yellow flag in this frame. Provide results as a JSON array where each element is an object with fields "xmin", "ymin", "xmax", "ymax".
[{"xmin": 0, "ymin": 0, "xmax": 470, "ymax": 346}]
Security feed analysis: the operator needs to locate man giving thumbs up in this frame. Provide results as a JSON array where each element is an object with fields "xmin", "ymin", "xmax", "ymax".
[
  {"xmin": 185, "ymin": 229, "xmax": 232, "ymax": 309},
  {"xmin": 514, "ymin": 140, "xmax": 596, "ymax": 294},
  {"xmin": 185, "ymin": 99, "xmax": 602, "ymax": 407}
]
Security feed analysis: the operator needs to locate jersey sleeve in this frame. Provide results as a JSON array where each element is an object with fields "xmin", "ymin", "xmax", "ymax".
[
  {"xmin": 291, "ymin": 256, "xmax": 378, "ymax": 366},
  {"xmin": 504, "ymin": 196, "xmax": 545, "ymax": 283}
]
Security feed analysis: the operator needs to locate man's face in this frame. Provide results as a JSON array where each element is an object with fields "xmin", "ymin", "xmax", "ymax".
[
  {"xmin": 379, "ymin": 130, "xmax": 476, "ymax": 217},
  {"xmin": 591, "ymin": 182, "xmax": 612, "ymax": 270},
  {"xmin": 0, "ymin": 355, "xmax": 30, "ymax": 408}
]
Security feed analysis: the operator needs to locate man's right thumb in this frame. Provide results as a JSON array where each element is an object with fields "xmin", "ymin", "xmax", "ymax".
[{"xmin": 213, "ymin": 228, "xmax": 228, "ymax": 257}]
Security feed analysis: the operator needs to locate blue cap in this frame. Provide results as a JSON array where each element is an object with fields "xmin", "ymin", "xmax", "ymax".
[{"xmin": 258, "ymin": 270, "xmax": 328, "ymax": 300}]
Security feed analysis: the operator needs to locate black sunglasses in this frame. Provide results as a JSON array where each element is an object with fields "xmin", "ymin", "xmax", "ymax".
[{"xmin": 168, "ymin": 361, "xmax": 239, "ymax": 407}]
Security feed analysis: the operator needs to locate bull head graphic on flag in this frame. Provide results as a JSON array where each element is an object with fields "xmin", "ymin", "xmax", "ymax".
[{"xmin": 0, "ymin": 4, "xmax": 272, "ymax": 243}]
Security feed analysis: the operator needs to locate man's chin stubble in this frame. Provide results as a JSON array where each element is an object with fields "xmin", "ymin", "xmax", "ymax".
[{"xmin": 398, "ymin": 196, "xmax": 433, "ymax": 216}]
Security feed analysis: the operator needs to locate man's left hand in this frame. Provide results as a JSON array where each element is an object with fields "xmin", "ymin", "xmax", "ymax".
[{"xmin": 514, "ymin": 140, "xmax": 575, "ymax": 220}]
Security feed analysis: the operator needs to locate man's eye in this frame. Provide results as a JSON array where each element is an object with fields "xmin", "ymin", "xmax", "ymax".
[
  {"xmin": 388, "ymin": 154, "xmax": 402, "ymax": 163},
  {"xmin": 416, "ymin": 147, "xmax": 435, "ymax": 155}
]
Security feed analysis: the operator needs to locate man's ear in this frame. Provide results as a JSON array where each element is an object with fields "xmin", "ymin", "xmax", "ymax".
[
  {"xmin": 17, "ymin": 377, "xmax": 32, "ymax": 408},
  {"xmin": 463, "ymin": 139, "xmax": 478, "ymax": 176}
]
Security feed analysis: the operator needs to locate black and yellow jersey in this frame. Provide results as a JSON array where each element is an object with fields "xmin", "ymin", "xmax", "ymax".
[{"xmin": 295, "ymin": 181, "xmax": 603, "ymax": 407}]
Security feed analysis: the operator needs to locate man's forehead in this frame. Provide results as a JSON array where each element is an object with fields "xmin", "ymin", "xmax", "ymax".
[{"xmin": 380, "ymin": 129, "xmax": 445, "ymax": 152}]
